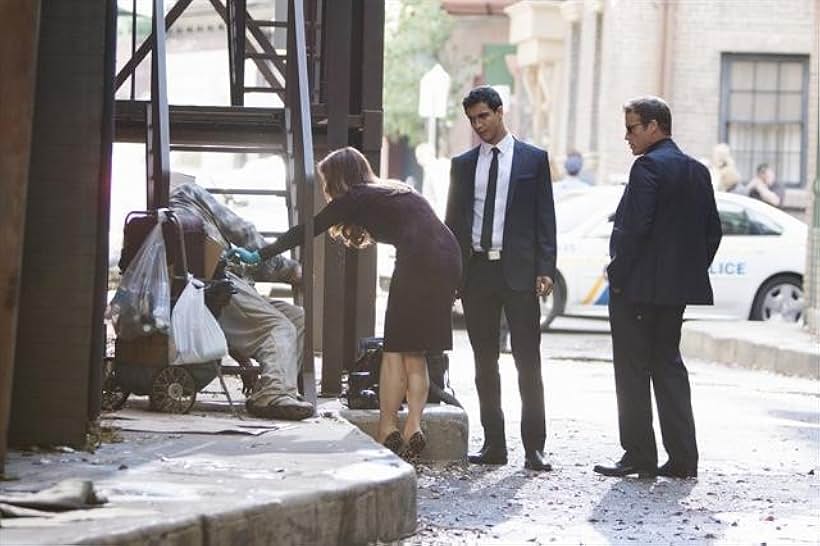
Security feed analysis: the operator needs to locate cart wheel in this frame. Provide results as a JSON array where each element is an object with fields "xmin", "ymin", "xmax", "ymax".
[
  {"xmin": 101, "ymin": 357, "xmax": 130, "ymax": 411},
  {"xmin": 150, "ymin": 367, "xmax": 197, "ymax": 414}
]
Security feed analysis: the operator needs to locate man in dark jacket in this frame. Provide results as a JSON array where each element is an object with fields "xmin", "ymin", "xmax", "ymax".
[
  {"xmin": 594, "ymin": 96, "xmax": 722, "ymax": 479},
  {"xmin": 446, "ymin": 86, "xmax": 556, "ymax": 472}
]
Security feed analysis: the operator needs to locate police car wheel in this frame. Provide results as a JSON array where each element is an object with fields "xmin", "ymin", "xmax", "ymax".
[{"xmin": 750, "ymin": 274, "xmax": 803, "ymax": 323}]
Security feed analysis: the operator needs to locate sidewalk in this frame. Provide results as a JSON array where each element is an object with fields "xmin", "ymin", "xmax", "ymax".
[
  {"xmin": 0, "ymin": 400, "xmax": 417, "ymax": 546},
  {"xmin": 681, "ymin": 320, "xmax": 820, "ymax": 379}
]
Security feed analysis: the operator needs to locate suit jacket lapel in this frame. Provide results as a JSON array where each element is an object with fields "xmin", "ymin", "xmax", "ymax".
[
  {"xmin": 505, "ymin": 139, "xmax": 522, "ymax": 213},
  {"xmin": 464, "ymin": 147, "xmax": 479, "ymax": 232}
]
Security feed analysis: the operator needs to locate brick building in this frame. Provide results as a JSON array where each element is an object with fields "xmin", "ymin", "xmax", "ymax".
[{"xmin": 438, "ymin": 0, "xmax": 819, "ymax": 333}]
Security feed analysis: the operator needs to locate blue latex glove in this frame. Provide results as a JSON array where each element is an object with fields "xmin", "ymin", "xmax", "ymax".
[{"xmin": 228, "ymin": 247, "xmax": 261, "ymax": 265}]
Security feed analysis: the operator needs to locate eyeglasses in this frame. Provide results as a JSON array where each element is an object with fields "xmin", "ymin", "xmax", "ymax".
[{"xmin": 625, "ymin": 122, "xmax": 645, "ymax": 135}]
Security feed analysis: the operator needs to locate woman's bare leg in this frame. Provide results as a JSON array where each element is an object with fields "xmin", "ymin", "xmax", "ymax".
[
  {"xmin": 402, "ymin": 352, "xmax": 429, "ymax": 440},
  {"xmin": 378, "ymin": 351, "xmax": 407, "ymax": 442}
]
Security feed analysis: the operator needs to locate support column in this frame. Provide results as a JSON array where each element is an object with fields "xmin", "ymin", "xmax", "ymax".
[
  {"xmin": 11, "ymin": 0, "xmax": 111, "ymax": 449},
  {"xmin": 505, "ymin": 0, "xmax": 566, "ymax": 149},
  {"xmin": 0, "ymin": 0, "xmax": 41, "ymax": 473},
  {"xmin": 806, "ymin": 2, "xmax": 820, "ymax": 335},
  {"xmin": 320, "ymin": 0, "xmax": 354, "ymax": 395}
]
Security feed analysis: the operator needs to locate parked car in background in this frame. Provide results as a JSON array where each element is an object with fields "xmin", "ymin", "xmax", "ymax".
[
  {"xmin": 553, "ymin": 186, "xmax": 806, "ymax": 327},
  {"xmin": 379, "ymin": 186, "xmax": 806, "ymax": 330}
]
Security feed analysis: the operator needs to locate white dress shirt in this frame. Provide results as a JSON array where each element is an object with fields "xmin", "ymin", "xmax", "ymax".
[{"xmin": 472, "ymin": 132, "xmax": 514, "ymax": 251}]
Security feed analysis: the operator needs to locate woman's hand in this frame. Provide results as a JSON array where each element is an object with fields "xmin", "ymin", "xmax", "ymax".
[{"xmin": 228, "ymin": 247, "xmax": 261, "ymax": 265}]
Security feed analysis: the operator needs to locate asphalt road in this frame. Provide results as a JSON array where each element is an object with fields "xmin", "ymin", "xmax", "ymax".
[{"xmin": 406, "ymin": 319, "xmax": 819, "ymax": 545}]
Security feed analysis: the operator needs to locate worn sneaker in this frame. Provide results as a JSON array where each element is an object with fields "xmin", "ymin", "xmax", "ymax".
[{"xmin": 246, "ymin": 394, "xmax": 314, "ymax": 421}]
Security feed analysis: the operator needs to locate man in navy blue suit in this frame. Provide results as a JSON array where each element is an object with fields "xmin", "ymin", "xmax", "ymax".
[
  {"xmin": 446, "ymin": 86, "xmax": 556, "ymax": 472},
  {"xmin": 594, "ymin": 96, "xmax": 722, "ymax": 479}
]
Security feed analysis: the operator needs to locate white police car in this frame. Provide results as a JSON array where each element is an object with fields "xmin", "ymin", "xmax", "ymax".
[{"xmin": 550, "ymin": 186, "xmax": 807, "ymax": 328}]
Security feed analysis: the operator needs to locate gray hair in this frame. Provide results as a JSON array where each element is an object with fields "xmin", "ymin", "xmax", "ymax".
[{"xmin": 623, "ymin": 96, "xmax": 671, "ymax": 135}]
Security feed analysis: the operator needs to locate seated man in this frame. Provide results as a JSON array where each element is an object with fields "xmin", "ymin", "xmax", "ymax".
[{"xmin": 169, "ymin": 179, "xmax": 313, "ymax": 420}]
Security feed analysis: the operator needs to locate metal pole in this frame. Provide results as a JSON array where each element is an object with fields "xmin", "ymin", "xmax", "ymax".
[
  {"xmin": 148, "ymin": 0, "xmax": 170, "ymax": 209},
  {"xmin": 130, "ymin": 0, "xmax": 137, "ymax": 99}
]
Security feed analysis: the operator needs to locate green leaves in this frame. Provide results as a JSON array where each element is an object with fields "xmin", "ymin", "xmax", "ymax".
[{"xmin": 383, "ymin": 0, "xmax": 453, "ymax": 145}]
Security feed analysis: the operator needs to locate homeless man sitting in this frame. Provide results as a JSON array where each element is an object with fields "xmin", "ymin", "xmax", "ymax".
[{"xmin": 169, "ymin": 178, "xmax": 313, "ymax": 420}]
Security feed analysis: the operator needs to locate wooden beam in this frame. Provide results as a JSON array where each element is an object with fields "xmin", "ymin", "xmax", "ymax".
[
  {"xmin": 320, "ymin": 0, "xmax": 354, "ymax": 396},
  {"xmin": 0, "ymin": 0, "xmax": 40, "ymax": 474}
]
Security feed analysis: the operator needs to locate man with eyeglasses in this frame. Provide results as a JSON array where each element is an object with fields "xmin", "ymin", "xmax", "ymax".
[{"xmin": 594, "ymin": 96, "xmax": 722, "ymax": 479}]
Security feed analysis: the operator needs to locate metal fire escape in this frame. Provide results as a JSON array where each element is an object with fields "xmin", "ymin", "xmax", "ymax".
[{"xmin": 114, "ymin": 0, "xmax": 384, "ymax": 399}]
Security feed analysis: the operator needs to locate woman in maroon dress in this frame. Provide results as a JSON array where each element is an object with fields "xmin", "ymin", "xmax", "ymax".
[{"xmin": 232, "ymin": 147, "xmax": 461, "ymax": 459}]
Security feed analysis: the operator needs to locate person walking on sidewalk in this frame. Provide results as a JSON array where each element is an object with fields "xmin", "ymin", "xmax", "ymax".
[
  {"xmin": 446, "ymin": 86, "xmax": 557, "ymax": 472},
  {"xmin": 231, "ymin": 146, "xmax": 462, "ymax": 460},
  {"xmin": 594, "ymin": 96, "xmax": 722, "ymax": 479}
]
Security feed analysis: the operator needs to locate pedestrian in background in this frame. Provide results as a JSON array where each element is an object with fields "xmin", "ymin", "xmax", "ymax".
[
  {"xmin": 746, "ymin": 163, "xmax": 784, "ymax": 207},
  {"xmin": 594, "ymin": 96, "xmax": 722, "ymax": 479},
  {"xmin": 231, "ymin": 147, "xmax": 461, "ymax": 460},
  {"xmin": 553, "ymin": 150, "xmax": 591, "ymax": 200},
  {"xmin": 709, "ymin": 143, "xmax": 742, "ymax": 193},
  {"xmin": 446, "ymin": 85, "xmax": 556, "ymax": 472}
]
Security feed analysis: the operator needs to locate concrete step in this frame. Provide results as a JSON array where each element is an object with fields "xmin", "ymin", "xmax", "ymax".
[
  {"xmin": 681, "ymin": 320, "xmax": 820, "ymax": 379},
  {"xmin": 339, "ymin": 403, "xmax": 469, "ymax": 463},
  {"xmin": 0, "ymin": 402, "xmax": 418, "ymax": 545}
]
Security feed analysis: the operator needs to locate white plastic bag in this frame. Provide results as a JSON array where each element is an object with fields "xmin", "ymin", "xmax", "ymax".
[
  {"xmin": 107, "ymin": 214, "xmax": 171, "ymax": 340},
  {"xmin": 169, "ymin": 275, "xmax": 229, "ymax": 365}
]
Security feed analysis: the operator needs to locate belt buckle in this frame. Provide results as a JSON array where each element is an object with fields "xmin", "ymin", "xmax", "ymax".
[{"xmin": 487, "ymin": 250, "xmax": 501, "ymax": 261}]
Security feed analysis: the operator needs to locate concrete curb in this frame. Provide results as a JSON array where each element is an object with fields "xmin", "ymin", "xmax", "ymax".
[
  {"xmin": 1, "ymin": 411, "xmax": 418, "ymax": 546},
  {"xmin": 680, "ymin": 320, "xmax": 820, "ymax": 379},
  {"xmin": 340, "ymin": 403, "xmax": 469, "ymax": 463}
]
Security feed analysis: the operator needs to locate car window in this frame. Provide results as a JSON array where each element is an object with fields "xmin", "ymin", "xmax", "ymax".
[
  {"xmin": 718, "ymin": 201, "xmax": 782, "ymax": 236},
  {"xmin": 557, "ymin": 194, "xmax": 614, "ymax": 234}
]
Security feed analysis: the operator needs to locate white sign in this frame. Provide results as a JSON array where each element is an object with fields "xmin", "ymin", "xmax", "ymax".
[{"xmin": 418, "ymin": 63, "xmax": 451, "ymax": 119}]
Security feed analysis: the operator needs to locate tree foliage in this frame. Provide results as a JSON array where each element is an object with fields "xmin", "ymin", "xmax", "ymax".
[{"xmin": 383, "ymin": 0, "xmax": 453, "ymax": 146}]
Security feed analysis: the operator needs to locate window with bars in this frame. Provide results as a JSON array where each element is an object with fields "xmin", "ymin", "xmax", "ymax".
[{"xmin": 720, "ymin": 54, "xmax": 809, "ymax": 187}]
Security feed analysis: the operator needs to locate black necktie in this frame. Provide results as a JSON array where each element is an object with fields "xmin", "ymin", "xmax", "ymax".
[{"xmin": 480, "ymin": 147, "xmax": 500, "ymax": 251}]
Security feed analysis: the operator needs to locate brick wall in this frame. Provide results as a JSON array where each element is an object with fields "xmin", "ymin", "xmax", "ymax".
[
  {"xmin": 593, "ymin": 0, "xmax": 817, "ymax": 188},
  {"xmin": 444, "ymin": 14, "xmax": 512, "ymax": 156}
]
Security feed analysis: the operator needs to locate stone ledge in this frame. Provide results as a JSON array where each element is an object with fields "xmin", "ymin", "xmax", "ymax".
[
  {"xmin": 681, "ymin": 320, "xmax": 820, "ymax": 380},
  {"xmin": 340, "ymin": 403, "xmax": 470, "ymax": 463}
]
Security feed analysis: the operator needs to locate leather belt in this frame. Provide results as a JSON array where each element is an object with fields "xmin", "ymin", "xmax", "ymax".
[{"xmin": 473, "ymin": 249, "xmax": 502, "ymax": 261}]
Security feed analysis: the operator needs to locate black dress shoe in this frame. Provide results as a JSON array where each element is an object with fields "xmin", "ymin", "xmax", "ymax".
[
  {"xmin": 468, "ymin": 446, "xmax": 508, "ymax": 465},
  {"xmin": 593, "ymin": 460, "xmax": 656, "ymax": 478},
  {"xmin": 524, "ymin": 450, "xmax": 552, "ymax": 471},
  {"xmin": 657, "ymin": 461, "xmax": 698, "ymax": 478}
]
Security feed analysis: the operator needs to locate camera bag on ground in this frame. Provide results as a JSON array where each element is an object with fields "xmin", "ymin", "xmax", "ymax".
[{"xmin": 344, "ymin": 337, "xmax": 461, "ymax": 409}]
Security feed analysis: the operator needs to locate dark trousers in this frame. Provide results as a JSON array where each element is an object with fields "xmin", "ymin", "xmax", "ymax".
[
  {"xmin": 608, "ymin": 292, "xmax": 698, "ymax": 468},
  {"xmin": 462, "ymin": 255, "xmax": 546, "ymax": 453}
]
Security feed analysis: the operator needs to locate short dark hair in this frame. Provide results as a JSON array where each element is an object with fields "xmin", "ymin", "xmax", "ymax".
[
  {"xmin": 462, "ymin": 85, "xmax": 503, "ymax": 112},
  {"xmin": 755, "ymin": 163, "xmax": 770, "ymax": 175},
  {"xmin": 623, "ymin": 96, "xmax": 672, "ymax": 135}
]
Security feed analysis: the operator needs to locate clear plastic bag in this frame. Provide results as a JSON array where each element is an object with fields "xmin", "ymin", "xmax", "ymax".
[
  {"xmin": 107, "ymin": 214, "xmax": 172, "ymax": 340},
  {"xmin": 168, "ymin": 275, "xmax": 229, "ymax": 365}
]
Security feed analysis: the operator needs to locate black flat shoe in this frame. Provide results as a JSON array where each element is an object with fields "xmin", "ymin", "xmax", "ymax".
[
  {"xmin": 468, "ymin": 445, "xmax": 508, "ymax": 465},
  {"xmin": 382, "ymin": 430, "xmax": 403, "ymax": 455},
  {"xmin": 401, "ymin": 431, "xmax": 426, "ymax": 461},
  {"xmin": 657, "ymin": 461, "xmax": 698, "ymax": 478},
  {"xmin": 524, "ymin": 450, "xmax": 552, "ymax": 472},
  {"xmin": 593, "ymin": 460, "xmax": 656, "ymax": 478}
]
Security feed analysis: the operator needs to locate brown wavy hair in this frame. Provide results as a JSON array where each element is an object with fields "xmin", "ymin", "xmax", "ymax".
[{"xmin": 317, "ymin": 146, "xmax": 411, "ymax": 249}]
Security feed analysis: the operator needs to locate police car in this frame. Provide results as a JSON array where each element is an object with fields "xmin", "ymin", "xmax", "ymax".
[{"xmin": 548, "ymin": 186, "xmax": 807, "ymax": 328}]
